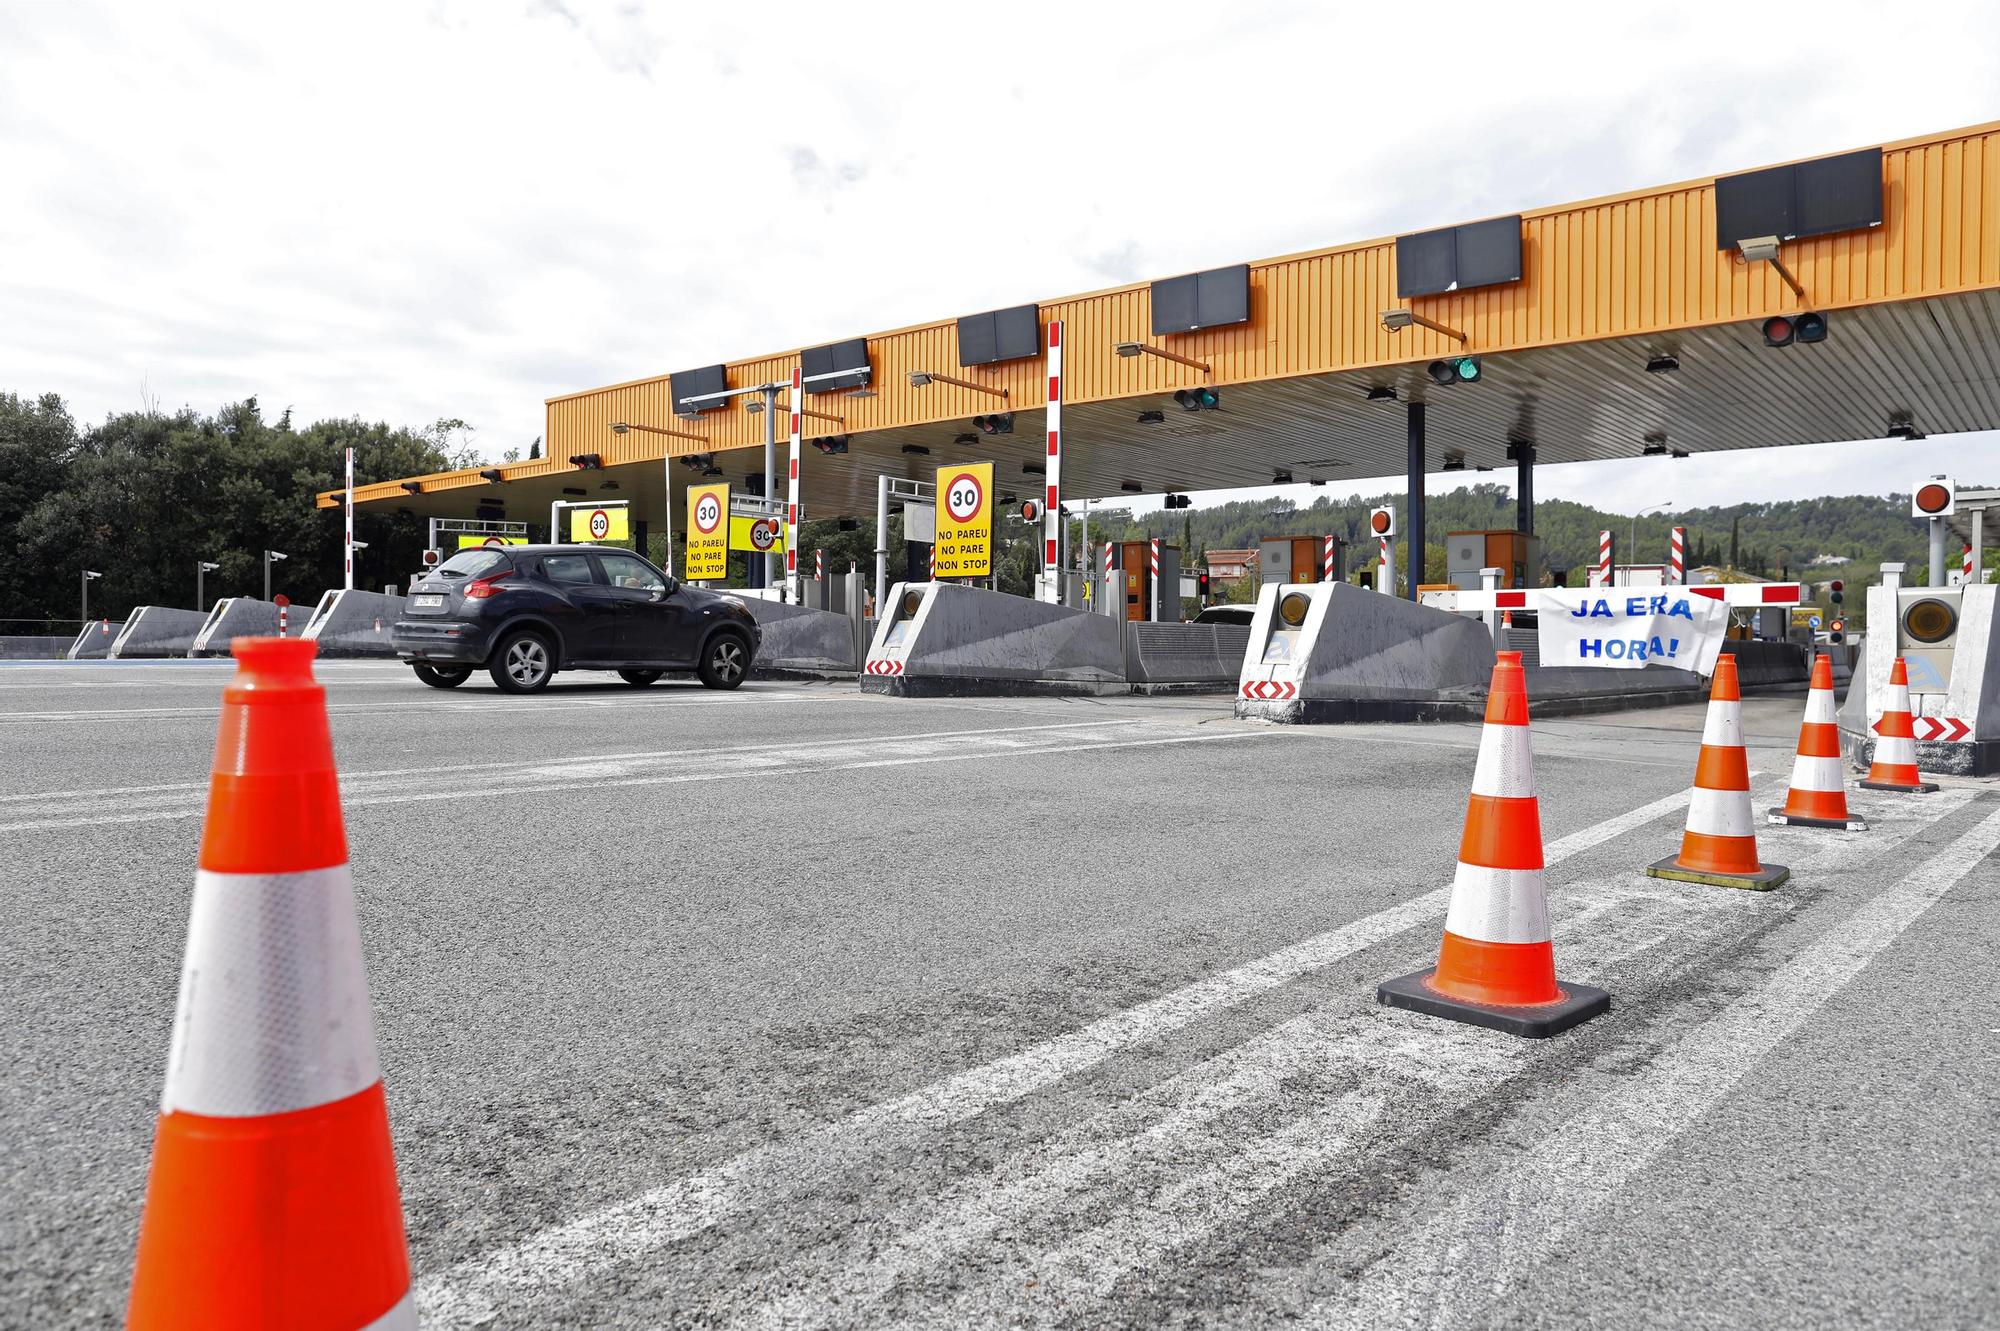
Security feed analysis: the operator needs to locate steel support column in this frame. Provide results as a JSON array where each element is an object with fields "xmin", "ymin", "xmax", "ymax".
[
  {"xmin": 1405, "ymin": 402, "xmax": 1425, "ymax": 601},
  {"xmin": 1513, "ymin": 442, "xmax": 1535, "ymax": 535}
]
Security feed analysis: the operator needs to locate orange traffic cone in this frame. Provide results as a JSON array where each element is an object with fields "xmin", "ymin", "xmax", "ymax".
[
  {"xmin": 1647, "ymin": 655, "xmax": 1790, "ymax": 890},
  {"xmin": 128, "ymin": 638, "xmax": 414, "ymax": 1330},
  {"xmin": 1378, "ymin": 651, "xmax": 1610, "ymax": 1038},
  {"xmin": 1767, "ymin": 653, "xmax": 1866, "ymax": 831},
  {"xmin": 1858, "ymin": 656, "xmax": 1939, "ymax": 793}
]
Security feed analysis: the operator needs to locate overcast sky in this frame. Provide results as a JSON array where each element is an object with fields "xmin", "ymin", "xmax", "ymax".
[{"xmin": 3, "ymin": 1, "xmax": 1996, "ymax": 516}]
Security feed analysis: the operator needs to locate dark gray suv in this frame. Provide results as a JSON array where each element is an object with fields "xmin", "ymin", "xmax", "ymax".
[{"xmin": 393, "ymin": 545, "xmax": 761, "ymax": 693}]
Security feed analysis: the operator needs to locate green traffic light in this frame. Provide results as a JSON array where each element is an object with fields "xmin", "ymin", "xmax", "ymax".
[{"xmin": 1455, "ymin": 357, "xmax": 1482, "ymax": 383}]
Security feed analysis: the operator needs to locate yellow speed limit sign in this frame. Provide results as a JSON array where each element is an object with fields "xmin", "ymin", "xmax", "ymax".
[
  {"xmin": 934, "ymin": 461, "xmax": 993, "ymax": 578},
  {"xmin": 685, "ymin": 482, "xmax": 730, "ymax": 580},
  {"xmin": 728, "ymin": 514, "xmax": 787, "ymax": 554},
  {"xmin": 568, "ymin": 505, "xmax": 630, "ymax": 543}
]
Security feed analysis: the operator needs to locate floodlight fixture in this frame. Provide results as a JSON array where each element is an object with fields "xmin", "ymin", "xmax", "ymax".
[
  {"xmin": 1380, "ymin": 309, "xmax": 1467, "ymax": 343},
  {"xmin": 1736, "ymin": 234, "xmax": 1806, "ymax": 299},
  {"xmin": 908, "ymin": 369, "xmax": 1008, "ymax": 399},
  {"xmin": 1645, "ymin": 354, "xmax": 1680, "ymax": 374}
]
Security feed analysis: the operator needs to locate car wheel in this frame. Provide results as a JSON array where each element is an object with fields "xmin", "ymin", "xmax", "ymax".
[
  {"xmin": 697, "ymin": 632, "xmax": 749, "ymax": 690},
  {"xmin": 618, "ymin": 669, "xmax": 664, "ymax": 687},
  {"xmin": 489, "ymin": 630, "xmax": 555, "ymax": 694},
  {"xmin": 412, "ymin": 664, "xmax": 472, "ymax": 689}
]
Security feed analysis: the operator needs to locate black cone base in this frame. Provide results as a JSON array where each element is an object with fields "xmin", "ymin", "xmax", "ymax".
[
  {"xmin": 1645, "ymin": 854, "xmax": 1790, "ymax": 891},
  {"xmin": 1858, "ymin": 778, "xmax": 1939, "ymax": 793},
  {"xmin": 1376, "ymin": 968, "xmax": 1611, "ymax": 1039},
  {"xmin": 1766, "ymin": 806, "xmax": 1867, "ymax": 831}
]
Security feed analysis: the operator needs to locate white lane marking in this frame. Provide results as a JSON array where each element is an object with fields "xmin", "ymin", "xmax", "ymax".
[
  {"xmin": 0, "ymin": 726, "xmax": 1267, "ymax": 834},
  {"xmin": 0, "ymin": 691, "xmax": 851, "ymax": 723},
  {"xmin": 0, "ymin": 719, "xmax": 1140, "ymax": 807},
  {"xmin": 1304, "ymin": 797, "xmax": 2000, "ymax": 1331},
  {"xmin": 414, "ymin": 783, "xmax": 1703, "ymax": 1327},
  {"xmin": 858, "ymin": 788, "xmax": 1968, "ymax": 1330}
]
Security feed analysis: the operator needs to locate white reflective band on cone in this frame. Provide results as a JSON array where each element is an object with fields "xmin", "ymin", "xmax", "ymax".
[
  {"xmin": 1787, "ymin": 754, "xmax": 1844, "ymax": 792},
  {"xmin": 364, "ymin": 1291, "xmax": 417, "ymax": 1330},
  {"xmin": 1803, "ymin": 690, "xmax": 1836, "ymax": 724},
  {"xmin": 1686, "ymin": 786, "xmax": 1755, "ymax": 838},
  {"xmin": 163, "ymin": 865, "xmax": 382, "ymax": 1117},
  {"xmin": 1701, "ymin": 701, "xmax": 1743, "ymax": 747},
  {"xmin": 1442, "ymin": 863, "xmax": 1551, "ymax": 945},
  {"xmin": 1469, "ymin": 725, "xmax": 1534, "ymax": 798},
  {"xmin": 1876, "ymin": 734, "xmax": 1918, "ymax": 763}
]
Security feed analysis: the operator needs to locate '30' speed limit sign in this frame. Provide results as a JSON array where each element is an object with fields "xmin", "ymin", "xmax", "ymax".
[{"xmin": 932, "ymin": 461, "xmax": 994, "ymax": 578}]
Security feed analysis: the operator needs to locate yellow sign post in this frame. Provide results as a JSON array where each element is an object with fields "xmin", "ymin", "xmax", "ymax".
[
  {"xmin": 685, "ymin": 483, "xmax": 731, "ymax": 581},
  {"xmin": 934, "ymin": 461, "xmax": 994, "ymax": 578},
  {"xmin": 454, "ymin": 535, "xmax": 529, "ymax": 550},
  {"xmin": 567, "ymin": 505, "xmax": 630, "ymax": 543}
]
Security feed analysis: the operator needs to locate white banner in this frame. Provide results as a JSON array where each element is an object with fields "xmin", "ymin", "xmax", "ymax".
[{"xmin": 1538, "ymin": 588, "xmax": 1729, "ymax": 675}]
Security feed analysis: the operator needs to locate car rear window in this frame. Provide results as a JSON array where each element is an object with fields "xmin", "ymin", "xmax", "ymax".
[{"xmin": 436, "ymin": 550, "xmax": 512, "ymax": 579}]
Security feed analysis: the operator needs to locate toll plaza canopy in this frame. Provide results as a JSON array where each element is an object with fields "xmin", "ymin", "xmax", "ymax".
[{"xmin": 324, "ymin": 121, "xmax": 2000, "ymax": 549}]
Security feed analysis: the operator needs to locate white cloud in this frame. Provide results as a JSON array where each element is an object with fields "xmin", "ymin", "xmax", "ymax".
[{"xmin": 3, "ymin": 0, "xmax": 1997, "ymax": 508}]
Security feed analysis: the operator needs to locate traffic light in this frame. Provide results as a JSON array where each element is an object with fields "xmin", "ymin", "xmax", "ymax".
[
  {"xmin": 973, "ymin": 412, "xmax": 1014, "ymax": 435},
  {"xmin": 1369, "ymin": 505, "xmax": 1396, "ymax": 538},
  {"xmin": 1427, "ymin": 357, "xmax": 1481, "ymax": 385},
  {"xmin": 1019, "ymin": 499, "xmax": 1043, "ymax": 523},
  {"xmin": 1173, "ymin": 386, "xmax": 1220, "ymax": 412},
  {"xmin": 811, "ymin": 435, "xmax": 850, "ymax": 455},
  {"xmin": 568, "ymin": 453, "xmax": 603, "ymax": 469},
  {"xmin": 1829, "ymin": 579, "xmax": 1844, "ymax": 606},
  {"xmin": 1197, "ymin": 570, "xmax": 1211, "ymax": 603},
  {"xmin": 1762, "ymin": 312, "xmax": 1830, "ymax": 349},
  {"xmin": 1163, "ymin": 493, "xmax": 1192, "ymax": 509},
  {"xmin": 1829, "ymin": 618, "xmax": 1846, "ymax": 644},
  {"xmin": 1913, "ymin": 476, "xmax": 1956, "ymax": 518}
]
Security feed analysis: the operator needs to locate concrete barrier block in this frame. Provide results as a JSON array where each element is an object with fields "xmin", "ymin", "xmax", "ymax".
[
  {"xmin": 67, "ymin": 621, "xmax": 126, "ymax": 660},
  {"xmin": 743, "ymin": 598, "xmax": 857, "ymax": 676},
  {"xmin": 1125, "ymin": 622, "xmax": 1251, "ymax": 690},
  {"xmin": 110, "ymin": 607, "xmax": 211, "ymax": 658},
  {"xmin": 302, "ymin": 589, "xmax": 405, "ymax": 658},
  {"xmin": 861, "ymin": 582, "xmax": 1125, "ymax": 696},
  {"xmin": 189, "ymin": 599, "xmax": 295, "ymax": 656},
  {"xmin": 0, "ymin": 636, "xmax": 76, "ymax": 660}
]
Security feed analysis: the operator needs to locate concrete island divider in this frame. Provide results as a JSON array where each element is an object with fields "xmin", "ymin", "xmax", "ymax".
[
  {"xmin": 0, "ymin": 635, "xmax": 78, "ymax": 660},
  {"xmin": 301, "ymin": 589, "xmax": 405, "ymax": 658},
  {"xmin": 859, "ymin": 581, "xmax": 1126, "ymax": 696},
  {"xmin": 66, "ymin": 620, "xmax": 127, "ymax": 660},
  {"xmin": 109, "ymin": 607, "xmax": 211, "ymax": 659},
  {"xmin": 741, "ymin": 598, "xmax": 859, "ymax": 678},
  {"xmin": 188, "ymin": 598, "xmax": 295, "ymax": 656}
]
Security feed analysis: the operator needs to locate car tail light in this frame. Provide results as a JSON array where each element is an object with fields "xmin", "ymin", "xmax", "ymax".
[{"xmin": 463, "ymin": 575, "xmax": 505, "ymax": 600}]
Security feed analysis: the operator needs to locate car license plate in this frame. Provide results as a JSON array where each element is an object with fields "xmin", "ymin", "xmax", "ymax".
[{"xmin": 414, "ymin": 594, "xmax": 444, "ymax": 608}]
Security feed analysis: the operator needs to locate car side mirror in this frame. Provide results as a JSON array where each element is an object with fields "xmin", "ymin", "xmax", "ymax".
[{"xmin": 661, "ymin": 578, "xmax": 679, "ymax": 597}]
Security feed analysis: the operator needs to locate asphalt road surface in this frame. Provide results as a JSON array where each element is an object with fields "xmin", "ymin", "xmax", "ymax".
[{"xmin": 3, "ymin": 658, "xmax": 1996, "ymax": 1329}]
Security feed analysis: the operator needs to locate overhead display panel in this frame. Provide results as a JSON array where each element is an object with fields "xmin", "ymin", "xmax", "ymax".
[
  {"xmin": 1395, "ymin": 217, "xmax": 1523, "ymax": 298},
  {"xmin": 1714, "ymin": 147, "xmax": 1883, "ymax": 247},
  {"xmin": 1150, "ymin": 264, "xmax": 1250, "ymax": 335},
  {"xmin": 957, "ymin": 304, "xmax": 1042, "ymax": 367},
  {"xmin": 671, "ymin": 364, "xmax": 729, "ymax": 416},
  {"xmin": 802, "ymin": 338, "xmax": 870, "ymax": 393}
]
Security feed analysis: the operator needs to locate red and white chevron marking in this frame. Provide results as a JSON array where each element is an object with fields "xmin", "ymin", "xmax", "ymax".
[
  {"xmin": 1240, "ymin": 679, "xmax": 1298, "ymax": 701},
  {"xmin": 865, "ymin": 659, "xmax": 905, "ymax": 676},
  {"xmin": 1914, "ymin": 715, "xmax": 1972, "ymax": 742}
]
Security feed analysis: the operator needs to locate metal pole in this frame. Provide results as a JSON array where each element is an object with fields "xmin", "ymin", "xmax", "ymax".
[
  {"xmin": 196, "ymin": 563, "xmax": 204, "ymax": 611},
  {"xmin": 1929, "ymin": 516, "xmax": 1947, "ymax": 588},
  {"xmin": 762, "ymin": 387, "xmax": 779, "ymax": 589},
  {"xmin": 874, "ymin": 473, "xmax": 890, "ymax": 616},
  {"xmin": 80, "ymin": 570, "xmax": 88, "ymax": 625},
  {"xmin": 343, "ymin": 446, "xmax": 355, "ymax": 590},
  {"xmin": 263, "ymin": 552, "xmax": 271, "ymax": 602},
  {"xmin": 1405, "ymin": 402, "xmax": 1425, "ymax": 601},
  {"xmin": 1973, "ymin": 508, "xmax": 1986, "ymax": 584},
  {"xmin": 1514, "ymin": 444, "xmax": 1535, "ymax": 535},
  {"xmin": 662, "ymin": 457, "xmax": 675, "ymax": 577},
  {"xmin": 1079, "ymin": 498, "xmax": 1089, "ymax": 608}
]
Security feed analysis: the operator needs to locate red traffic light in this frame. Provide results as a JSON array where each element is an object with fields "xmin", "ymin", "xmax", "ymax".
[
  {"xmin": 1762, "ymin": 316, "xmax": 1795, "ymax": 348},
  {"xmin": 1916, "ymin": 483, "xmax": 1952, "ymax": 514},
  {"xmin": 1020, "ymin": 499, "xmax": 1043, "ymax": 523},
  {"xmin": 1369, "ymin": 510, "xmax": 1392, "ymax": 535},
  {"xmin": 1829, "ymin": 580, "xmax": 1844, "ymax": 592}
]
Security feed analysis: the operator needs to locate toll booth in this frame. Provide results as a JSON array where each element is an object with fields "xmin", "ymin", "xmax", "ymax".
[
  {"xmin": 1113, "ymin": 542, "xmax": 1183, "ymax": 621},
  {"xmin": 1259, "ymin": 536, "xmax": 1344, "ymax": 586},
  {"xmin": 1446, "ymin": 531, "xmax": 1542, "ymax": 590}
]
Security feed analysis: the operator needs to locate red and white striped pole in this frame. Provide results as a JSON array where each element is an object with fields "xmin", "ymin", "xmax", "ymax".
[
  {"xmin": 1322, "ymin": 533, "xmax": 1335, "ymax": 582},
  {"xmin": 1963, "ymin": 543, "xmax": 1975, "ymax": 584},
  {"xmin": 1594, "ymin": 530, "xmax": 1614, "ymax": 587},
  {"xmin": 928, "ymin": 542, "xmax": 937, "ymax": 579},
  {"xmin": 277, "ymin": 602, "xmax": 289, "ymax": 637},
  {"xmin": 1149, "ymin": 537, "xmax": 1161, "ymax": 620},
  {"xmin": 1378, "ymin": 534, "xmax": 1391, "ymax": 589},
  {"xmin": 1041, "ymin": 319, "xmax": 1064, "ymax": 603},
  {"xmin": 815, "ymin": 548, "xmax": 825, "ymax": 581},
  {"xmin": 785, "ymin": 365, "xmax": 802, "ymax": 600},
  {"xmin": 1670, "ymin": 526, "xmax": 1686, "ymax": 585},
  {"xmin": 343, "ymin": 446, "xmax": 355, "ymax": 591}
]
